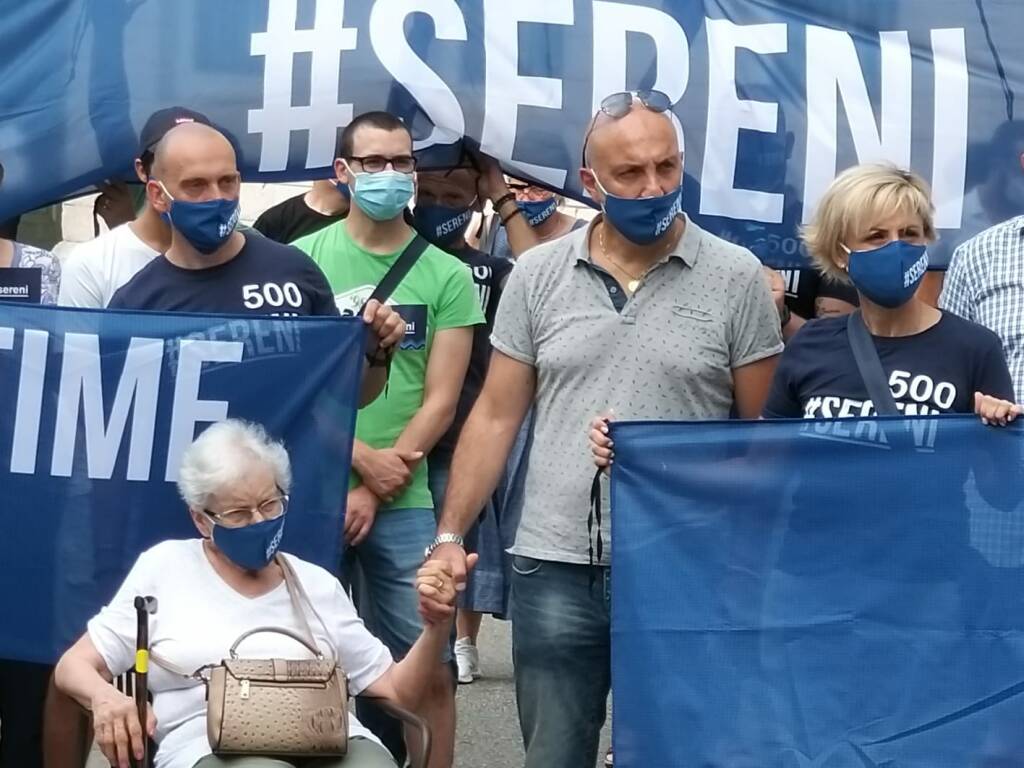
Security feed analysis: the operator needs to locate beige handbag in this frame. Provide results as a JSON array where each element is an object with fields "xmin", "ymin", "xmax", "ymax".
[{"xmin": 203, "ymin": 555, "xmax": 349, "ymax": 757}]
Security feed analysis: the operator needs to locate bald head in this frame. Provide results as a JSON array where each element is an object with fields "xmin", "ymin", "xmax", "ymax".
[
  {"xmin": 581, "ymin": 103, "xmax": 681, "ymax": 201},
  {"xmin": 154, "ymin": 123, "xmax": 236, "ymax": 174},
  {"xmin": 149, "ymin": 122, "xmax": 241, "ymax": 209}
]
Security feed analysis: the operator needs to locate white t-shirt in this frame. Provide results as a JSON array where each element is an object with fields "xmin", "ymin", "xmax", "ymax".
[
  {"xmin": 58, "ymin": 223, "xmax": 159, "ymax": 307},
  {"xmin": 87, "ymin": 539, "xmax": 394, "ymax": 768}
]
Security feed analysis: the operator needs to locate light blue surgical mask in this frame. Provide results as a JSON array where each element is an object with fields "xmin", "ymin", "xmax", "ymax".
[
  {"xmin": 517, "ymin": 198, "xmax": 558, "ymax": 227},
  {"xmin": 209, "ymin": 514, "xmax": 286, "ymax": 571},
  {"xmin": 344, "ymin": 162, "xmax": 414, "ymax": 221},
  {"xmin": 843, "ymin": 240, "xmax": 929, "ymax": 309},
  {"xmin": 591, "ymin": 172, "xmax": 682, "ymax": 245},
  {"xmin": 158, "ymin": 181, "xmax": 239, "ymax": 254}
]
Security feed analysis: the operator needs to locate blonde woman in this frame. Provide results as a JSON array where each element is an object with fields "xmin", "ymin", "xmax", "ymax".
[{"xmin": 761, "ymin": 163, "xmax": 1019, "ymax": 422}]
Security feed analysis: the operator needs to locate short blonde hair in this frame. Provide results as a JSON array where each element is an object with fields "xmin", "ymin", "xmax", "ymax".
[{"xmin": 802, "ymin": 163, "xmax": 936, "ymax": 283}]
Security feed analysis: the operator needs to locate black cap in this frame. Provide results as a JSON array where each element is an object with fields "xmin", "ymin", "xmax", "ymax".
[{"xmin": 138, "ymin": 107, "xmax": 211, "ymax": 158}]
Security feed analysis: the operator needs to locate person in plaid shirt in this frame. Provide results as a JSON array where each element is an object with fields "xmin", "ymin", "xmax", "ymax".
[{"xmin": 941, "ymin": 215, "xmax": 1024, "ymax": 401}]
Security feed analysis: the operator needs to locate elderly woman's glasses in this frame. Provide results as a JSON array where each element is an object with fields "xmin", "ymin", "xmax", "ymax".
[
  {"xmin": 204, "ymin": 490, "xmax": 288, "ymax": 528},
  {"xmin": 581, "ymin": 89, "xmax": 673, "ymax": 166}
]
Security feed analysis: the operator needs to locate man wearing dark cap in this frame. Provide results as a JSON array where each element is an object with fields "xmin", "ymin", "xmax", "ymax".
[{"xmin": 59, "ymin": 106, "xmax": 211, "ymax": 307}]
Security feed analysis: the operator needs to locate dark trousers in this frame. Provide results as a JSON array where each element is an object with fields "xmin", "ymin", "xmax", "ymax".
[{"xmin": 0, "ymin": 659, "xmax": 52, "ymax": 768}]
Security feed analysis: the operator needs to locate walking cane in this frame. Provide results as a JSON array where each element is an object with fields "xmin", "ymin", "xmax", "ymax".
[{"xmin": 133, "ymin": 596, "xmax": 158, "ymax": 768}]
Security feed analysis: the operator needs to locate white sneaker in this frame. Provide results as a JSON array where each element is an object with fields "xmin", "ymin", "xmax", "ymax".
[
  {"xmin": 604, "ymin": 748, "xmax": 614, "ymax": 767},
  {"xmin": 454, "ymin": 637, "xmax": 481, "ymax": 684}
]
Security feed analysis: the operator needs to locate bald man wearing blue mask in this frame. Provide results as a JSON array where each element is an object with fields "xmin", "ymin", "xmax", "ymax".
[
  {"xmin": 423, "ymin": 91, "xmax": 784, "ymax": 768},
  {"xmin": 108, "ymin": 121, "xmax": 403, "ymax": 408}
]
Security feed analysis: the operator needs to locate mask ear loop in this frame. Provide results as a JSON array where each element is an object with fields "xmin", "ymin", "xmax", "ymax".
[
  {"xmin": 339, "ymin": 159, "xmax": 363, "ymax": 192},
  {"xmin": 838, "ymin": 243, "xmax": 853, "ymax": 272},
  {"xmin": 152, "ymin": 180, "xmax": 177, "ymax": 222}
]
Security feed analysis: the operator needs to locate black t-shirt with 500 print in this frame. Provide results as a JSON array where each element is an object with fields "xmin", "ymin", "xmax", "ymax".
[
  {"xmin": 109, "ymin": 232, "xmax": 339, "ymax": 317},
  {"xmin": 764, "ymin": 312, "xmax": 1014, "ymax": 419}
]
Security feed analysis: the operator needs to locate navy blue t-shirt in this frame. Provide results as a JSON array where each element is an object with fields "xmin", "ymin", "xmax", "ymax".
[
  {"xmin": 764, "ymin": 312, "xmax": 1014, "ymax": 419},
  {"xmin": 109, "ymin": 232, "xmax": 338, "ymax": 317},
  {"xmin": 432, "ymin": 244, "xmax": 513, "ymax": 459},
  {"xmin": 764, "ymin": 313, "xmax": 1017, "ymax": 593}
]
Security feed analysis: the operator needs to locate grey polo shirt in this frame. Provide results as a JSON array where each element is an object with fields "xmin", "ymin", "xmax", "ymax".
[{"xmin": 491, "ymin": 214, "xmax": 784, "ymax": 565}]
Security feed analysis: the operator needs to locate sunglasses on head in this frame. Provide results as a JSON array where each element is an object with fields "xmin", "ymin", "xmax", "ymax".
[{"xmin": 581, "ymin": 89, "xmax": 673, "ymax": 166}]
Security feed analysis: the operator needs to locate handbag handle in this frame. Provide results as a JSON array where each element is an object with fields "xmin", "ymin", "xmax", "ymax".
[{"xmin": 228, "ymin": 626, "xmax": 324, "ymax": 660}]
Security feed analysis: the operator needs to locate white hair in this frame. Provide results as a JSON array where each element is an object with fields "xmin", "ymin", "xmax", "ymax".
[{"xmin": 177, "ymin": 419, "xmax": 292, "ymax": 510}]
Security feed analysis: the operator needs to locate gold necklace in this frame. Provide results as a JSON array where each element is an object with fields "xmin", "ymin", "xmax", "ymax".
[{"xmin": 599, "ymin": 225, "xmax": 644, "ymax": 292}]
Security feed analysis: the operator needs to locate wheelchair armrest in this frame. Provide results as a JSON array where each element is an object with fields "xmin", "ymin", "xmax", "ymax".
[{"xmin": 356, "ymin": 695, "xmax": 432, "ymax": 768}]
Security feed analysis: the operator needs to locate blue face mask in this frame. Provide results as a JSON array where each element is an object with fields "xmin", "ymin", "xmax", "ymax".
[
  {"xmin": 210, "ymin": 514, "xmax": 286, "ymax": 571},
  {"xmin": 412, "ymin": 204, "xmax": 474, "ymax": 249},
  {"xmin": 845, "ymin": 240, "xmax": 929, "ymax": 309},
  {"xmin": 517, "ymin": 198, "xmax": 558, "ymax": 227},
  {"xmin": 592, "ymin": 173, "xmax": 682, "ymax": 245},
  {"xmin": 158, "ymin": 182, "xmax": 240, "ymax": 254},
  {"xmin": 334, "ymin": 180, "xmax": 351, "ymax": 200},
  {"xmin": 346, "ymin": 164, "xmax": 415, "ymax": 221}
]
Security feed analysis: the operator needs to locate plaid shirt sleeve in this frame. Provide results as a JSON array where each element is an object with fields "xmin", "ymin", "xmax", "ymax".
[{"xmin": 939, "ymin": 241, "xmax": 977, "ymax": 322}]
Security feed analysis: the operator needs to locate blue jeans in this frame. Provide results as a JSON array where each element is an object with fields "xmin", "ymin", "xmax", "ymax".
[
  {"xmin": 428, "ymin": 456, "xmax": 511, "ymax": 616},
  {"xmin": 342, "ymin": 507, "xmax": 443, "ymax": 763},
  {"xmin": 511, "ymin": 555, "xmax": 611, "ymax": 768},
  {"xmin": 342, "ymin": 507, "xmax": 438, "ymax": 658}
]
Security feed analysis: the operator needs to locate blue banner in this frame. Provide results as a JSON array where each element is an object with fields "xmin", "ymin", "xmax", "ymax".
[
  {"xmin": 0, "ymin": 304, "xmax": 365, "ymax": 664},
  {"xmin": 611, "ymin": 417, "xmax": 1024, "ymax": 766},
  {"xmin": 1, "ymin": 1, "xmax": 1021, "ymax": 267}
]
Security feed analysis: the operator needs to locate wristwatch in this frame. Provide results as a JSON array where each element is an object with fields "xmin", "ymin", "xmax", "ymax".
[{"xmin": 424, "ymin": 532, "xmax": 465, "ymax": 559}]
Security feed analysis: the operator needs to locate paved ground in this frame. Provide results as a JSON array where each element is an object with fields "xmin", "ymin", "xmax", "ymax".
[{"xmin": 454, "ymin": 617, "xmax": 612, "ymax": 768}]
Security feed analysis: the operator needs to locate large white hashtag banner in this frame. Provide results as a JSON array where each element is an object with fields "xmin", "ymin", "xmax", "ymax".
[{"xmin": 248, "ymin": 0, "xmax": 358, "ymax": 172}]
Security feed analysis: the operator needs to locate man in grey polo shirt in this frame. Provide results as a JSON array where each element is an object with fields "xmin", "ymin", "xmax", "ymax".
[{"xmin": 422, "ymin": 91, "xmax": 784, "ymax": 767}]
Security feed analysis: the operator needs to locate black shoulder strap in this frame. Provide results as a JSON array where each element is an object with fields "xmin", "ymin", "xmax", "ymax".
[
  {"xmin": 847, "ymin": 310, "xmax": 900, "ymax": 416},
  {"xmin": 360, "ymin": 235, "xmax": 430, "ymax": 312}
]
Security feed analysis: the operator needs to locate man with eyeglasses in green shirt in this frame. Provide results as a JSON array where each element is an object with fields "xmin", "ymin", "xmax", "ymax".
[{"xmin": 293, "ymin": 111, "xmax": 483, "ymax": 768}]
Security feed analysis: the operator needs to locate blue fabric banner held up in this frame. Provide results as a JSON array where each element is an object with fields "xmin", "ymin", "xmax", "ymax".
[
  {"xmin": 610, "ymin": 417, "xmax": 1024, "ymax": 767},
  {"xmin": 1, "ymin": 0, "xmax": 1022, "ymax": 266},
  {"xmin": 0, "ymin": 304, "xmax": 364, "ymax": 664}
]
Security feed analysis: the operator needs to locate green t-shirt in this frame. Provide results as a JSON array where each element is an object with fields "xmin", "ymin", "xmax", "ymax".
[{"xmin": 293, "ymin": 221, "xmax": 484, "ymax": 510}]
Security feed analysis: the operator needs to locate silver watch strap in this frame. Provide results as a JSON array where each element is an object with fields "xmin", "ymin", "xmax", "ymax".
[{"xmin": 425, "ymin": 532, "xmax": 464, "ymax": 557}]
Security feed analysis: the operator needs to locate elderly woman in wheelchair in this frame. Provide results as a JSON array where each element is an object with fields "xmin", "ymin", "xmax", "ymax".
[{"xmin": 54, "ymin": 419, "xmax": 467, "ymax": 768}]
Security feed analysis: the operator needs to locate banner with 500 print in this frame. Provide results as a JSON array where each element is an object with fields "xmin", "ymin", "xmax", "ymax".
[{"xmin": 0, "ymin": 0, "xmax": 1021, "ymax": 266}]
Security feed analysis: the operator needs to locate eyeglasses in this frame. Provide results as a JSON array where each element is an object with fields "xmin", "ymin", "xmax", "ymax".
[
  {"xmin": 347, "ymin": 155, "xmax": 417, "ymax": 174},
  {"xmin": 204, "ymin": 489, "xmax": 289, "ymax": 529},
  {"xmin": 581, "ymin": 90, "xmax": 673, "ymax": 166}
]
